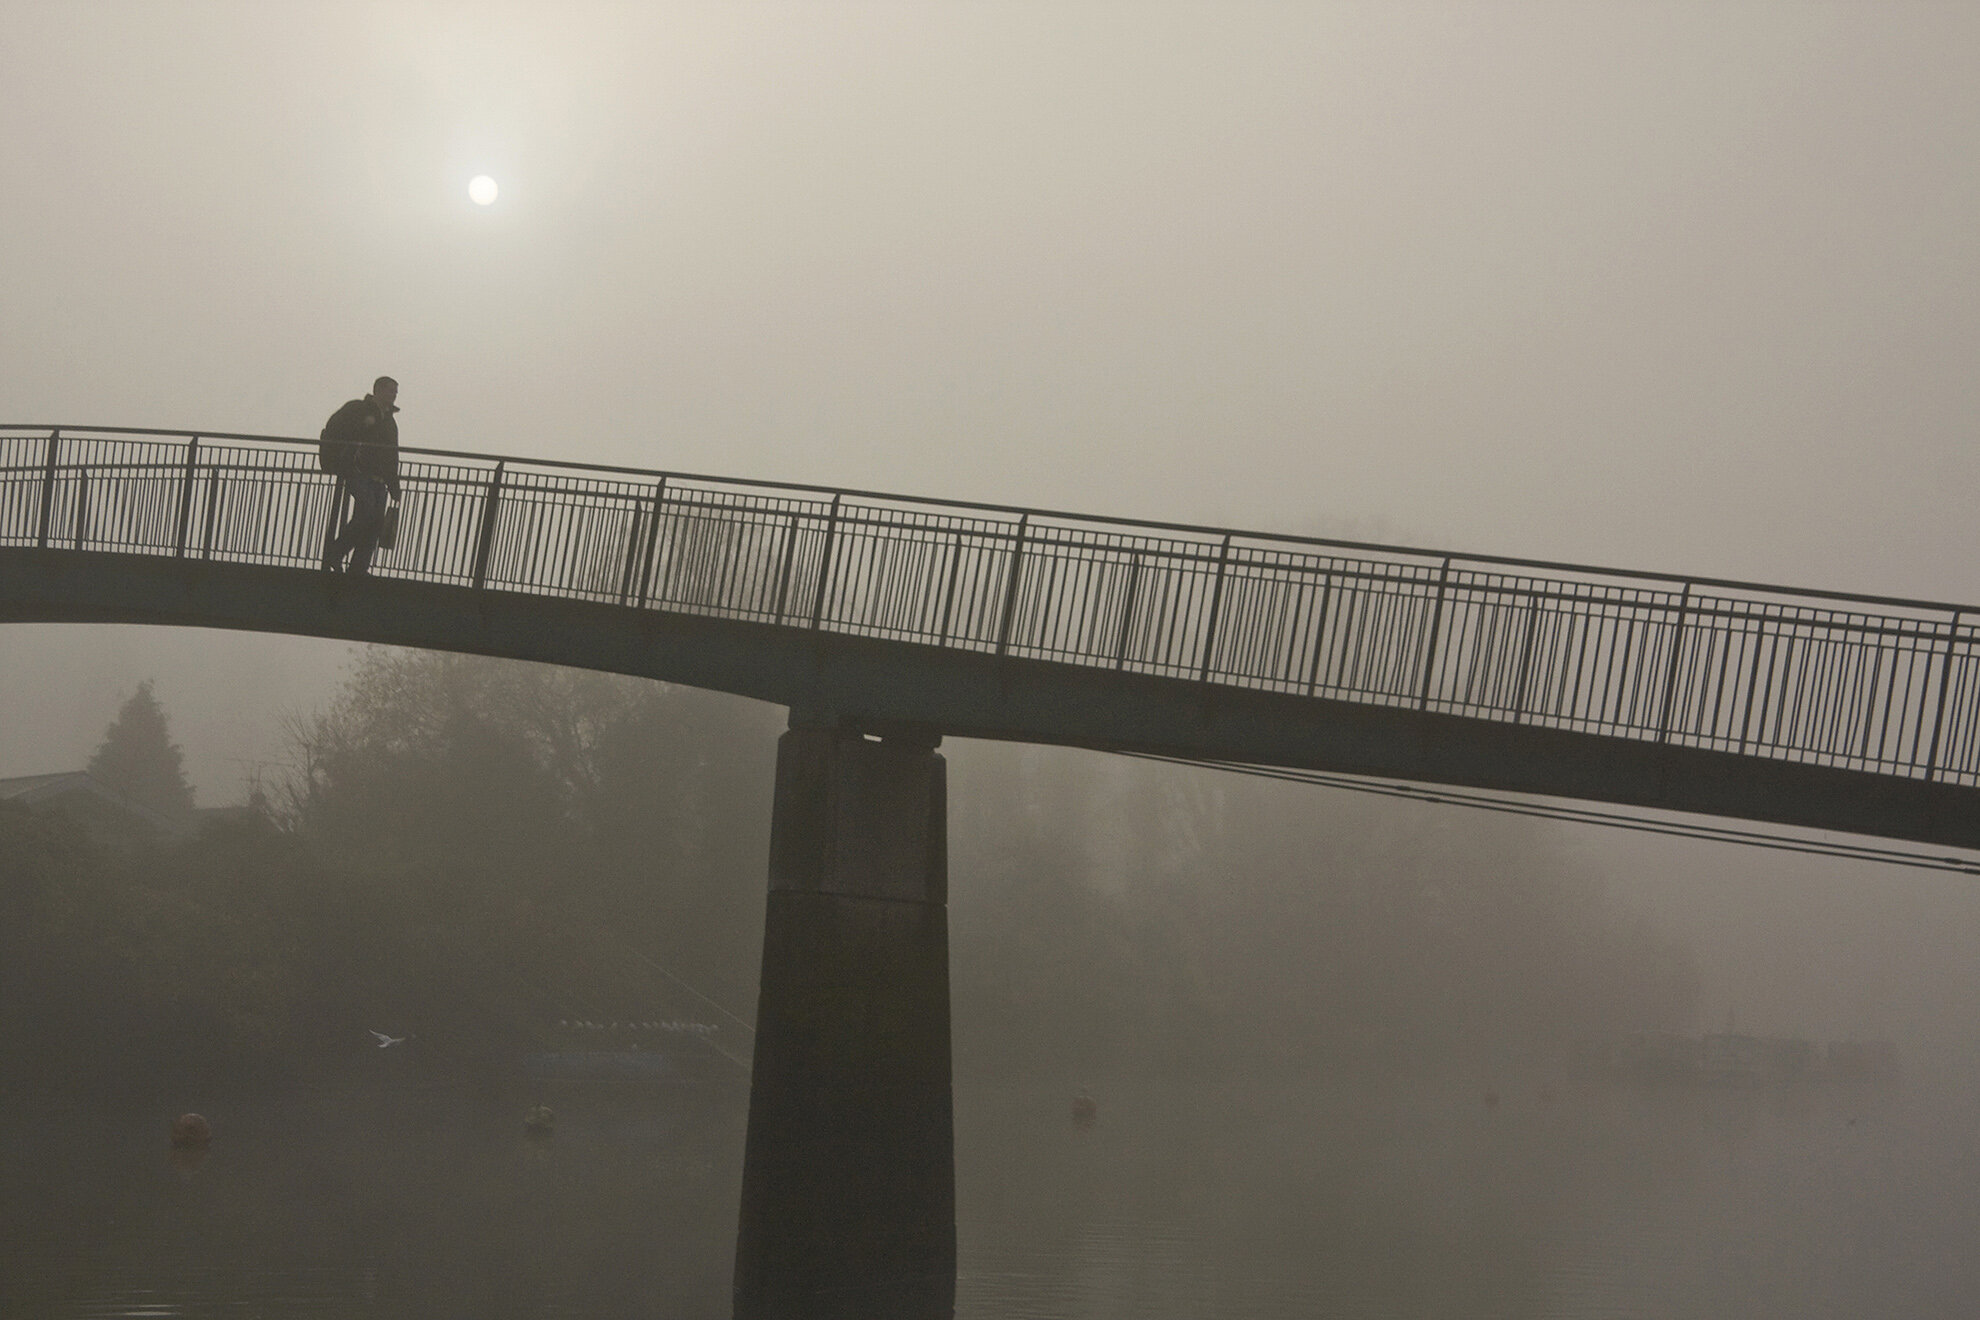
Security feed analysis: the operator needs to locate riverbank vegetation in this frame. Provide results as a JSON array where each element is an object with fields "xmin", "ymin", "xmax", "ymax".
[{"xmin": 0, "ymin": 652, "xmax": 1695, "ymax": 1093}]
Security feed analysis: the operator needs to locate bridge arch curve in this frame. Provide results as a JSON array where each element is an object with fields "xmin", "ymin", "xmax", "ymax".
[{"xmin": 5, "ymin": 424, "xmax": 1978, "ymax": 848}]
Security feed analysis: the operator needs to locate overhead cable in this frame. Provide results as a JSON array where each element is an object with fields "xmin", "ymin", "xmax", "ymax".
[{"xmin": 1117, "ymin": 752, "xmax": 1980, "ymax": 877}]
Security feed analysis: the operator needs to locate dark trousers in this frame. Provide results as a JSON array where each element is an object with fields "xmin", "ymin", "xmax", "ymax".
[{"xmin": 324, "ymin": 475, "xmax": 390, "ymax": 574}]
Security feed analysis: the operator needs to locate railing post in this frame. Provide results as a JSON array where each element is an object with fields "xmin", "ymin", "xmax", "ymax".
[
  {"xmin": 634, "ymin": 477, "xmax": 668, "ymax": 607},
  {"xmin": 1924, "ymin": 610, "xmax": 1964, "ymax": 782},
  {"xmin": 1654, "ymin": 582, "xmax": 1693, "ymax": 744},
  {"xmin": 470, "ymin": 462, "xmax": 504, "ymax": 590},
  {"xmin": 1302, "ymin": 571, "xmax": 1335, "ymax": 696},
  {"xmin": 199, "ymin": 465, "xmax": 221, "ymax": 558},
  {"xmin": 771, "ymin": 505, "xmax": 802, "ymax": 625},
  {"xmin": 1736, "ymin": 615, "xmax": 1772, "ymax": 755},
  {"xmin": 72, "ymin": 470, "xmax": 89, "ymax": 550},
  {"xmin": 614, "ymin": 494, "xmax": 647, "ymax": 604},
  {"xmin": 807, "ymin": 493, "xmax": 843, "ymax": 631},
  {"xmin": 34, "ymin": 429, "xmax": 61, "ymax": 549},
  {"xmin": 934, "ymin": 535, "xmax": 964, "ymax": 647},
  {"xmin": 1196, "ymin": 534, "xmax": 1234, "ymax": 684},
  {"xmin": 1416, "ymin": 557, "xmax": 1454, "ymax": 710},
  {"xmin": 173, "ymin": 436, "xmax": 199, "ymax": 557},
  {"xmin": 1114, "ymin": 552, "xmax": 1144, "ymax": 670},
  {"xmin": 993, "ymin": 514, "xmax": 1029, "ymax": 658},
  {"xmin": 1510, "ymin": 581, "xmax": 1542, "ymax": 720}
]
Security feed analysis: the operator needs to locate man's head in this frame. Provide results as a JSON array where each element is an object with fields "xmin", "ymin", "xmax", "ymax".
[{"xmin": 371, "ymin": 376, "xmax": 399, "ymax": 411}]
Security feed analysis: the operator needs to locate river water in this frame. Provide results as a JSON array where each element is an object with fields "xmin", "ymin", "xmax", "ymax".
[{"xmin": 1, "ymin": 1071, "xmax": 1971, "ymax": 1318}]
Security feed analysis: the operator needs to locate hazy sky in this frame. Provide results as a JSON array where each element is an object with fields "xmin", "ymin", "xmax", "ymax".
[
  {"xmin": 5, "ymin": 2, "xmax": 1979, "ymax": 1046},
  {"xmin": 7, "ymin": 2, "xmax": 1978, "ymax": 590}
]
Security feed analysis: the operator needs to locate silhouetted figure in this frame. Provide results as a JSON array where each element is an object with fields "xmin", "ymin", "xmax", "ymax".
[{"xmin": 320, "ymin": 376, "xmax": 401, "ymax": 576}]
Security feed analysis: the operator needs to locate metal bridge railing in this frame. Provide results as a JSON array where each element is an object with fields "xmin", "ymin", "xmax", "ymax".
[{"xmin": 5, "ymin": 425, "xmax": 1977, "ymax": 788}]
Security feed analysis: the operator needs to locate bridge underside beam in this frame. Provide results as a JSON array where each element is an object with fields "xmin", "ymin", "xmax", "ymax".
[{"xmin": 4, "ymin": 547, "xmax": 1976, "ymax": 850}]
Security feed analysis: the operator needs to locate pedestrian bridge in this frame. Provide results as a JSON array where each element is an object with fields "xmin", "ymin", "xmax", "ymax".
[
  {"xmin": 3, "ymin": 424, "xmax": 1976, "ymax": 849},
  {"xmin": 8, "ymin": 422, "xmax": 1979, "ymax": 1315}
]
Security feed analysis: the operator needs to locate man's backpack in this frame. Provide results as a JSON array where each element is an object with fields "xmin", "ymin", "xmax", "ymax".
[{"xmin": 319, "ymin": 405, "xmax": 355, "ymax": 476}]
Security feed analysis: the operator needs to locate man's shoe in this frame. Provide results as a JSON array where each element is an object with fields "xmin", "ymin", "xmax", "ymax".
[{"xmin": 322, "ymin": 554, "xmax": 341, "ymax": 573}]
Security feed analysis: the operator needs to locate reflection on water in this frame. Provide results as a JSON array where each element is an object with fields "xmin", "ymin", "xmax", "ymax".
[
  {"xmin": 958, "ymin": 1075, "xmax": 1980, "ymax": 1320},
  {"xmin": 2, "ymin": 1072, "xmax": 1974, "ymax": 1318},
  {"xmin": 0, "ymin": 1079, "xmax": 746, "ymax": 1319}
]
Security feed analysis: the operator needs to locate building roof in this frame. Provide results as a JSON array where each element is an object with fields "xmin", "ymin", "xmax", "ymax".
[
  {"xmin": 0, "ymin": 770, "xmax": 96, "ymax": 805},
  {"xmin": 0, "ymin": 770, "xmax": 191, "ymax": 837}
]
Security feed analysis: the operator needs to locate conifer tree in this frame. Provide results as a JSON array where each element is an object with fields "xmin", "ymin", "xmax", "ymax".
[{"xmin": 88, "ymin": 680, "xmax": 196, "ymax": 820}]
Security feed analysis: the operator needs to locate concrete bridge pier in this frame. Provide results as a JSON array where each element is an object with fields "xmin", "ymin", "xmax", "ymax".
[{"xmin": 733, "ymin": 716, "xmax": 956, "ymax": 1320}]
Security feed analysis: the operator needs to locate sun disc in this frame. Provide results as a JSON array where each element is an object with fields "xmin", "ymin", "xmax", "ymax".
[{"xmin": 468, "ymin": 175, "xmax": 499, "ymax": 206}]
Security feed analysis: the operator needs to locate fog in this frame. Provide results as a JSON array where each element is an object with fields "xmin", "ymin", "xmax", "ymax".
[
  {"xmin": 5, "ymin": 5, "xmax": 1980, "ymax": 1312},
  {"xmin": 6, "ymin": 3, "xmax": 1978, "ymax": 587}
]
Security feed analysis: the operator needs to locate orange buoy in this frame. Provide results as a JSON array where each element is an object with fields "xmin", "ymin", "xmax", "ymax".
[{"xmin": 170, "ymin": 1113, "xmax": 211, "ymax": 1149}]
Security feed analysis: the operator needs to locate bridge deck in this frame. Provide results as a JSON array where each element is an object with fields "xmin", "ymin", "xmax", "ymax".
[{"xmin": 4, "ymin": 425, "xmax": 1977, "ymax": 849}]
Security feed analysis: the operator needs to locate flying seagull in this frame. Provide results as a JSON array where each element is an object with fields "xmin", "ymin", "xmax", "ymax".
[{"xmin": 370, "ymin": 1031, "xmax": 407, "ymax": 1048}]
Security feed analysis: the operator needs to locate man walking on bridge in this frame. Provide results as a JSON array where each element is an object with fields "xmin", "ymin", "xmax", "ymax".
[{"xmin": 320, "ymin": 376, "xmax": 402, "ymax": 576}]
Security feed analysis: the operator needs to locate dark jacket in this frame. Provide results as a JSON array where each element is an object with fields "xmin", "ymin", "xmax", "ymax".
[{"xmin": 323, "ymin": 395, "xmax": 400, "ymax": 495}]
